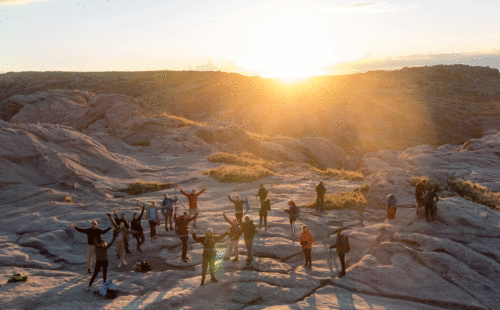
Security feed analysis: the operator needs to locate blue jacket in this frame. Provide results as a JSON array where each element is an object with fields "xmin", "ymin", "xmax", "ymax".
[{"xmin": 161, "ymin": 197, "xmax": 178, "ymax": 214}]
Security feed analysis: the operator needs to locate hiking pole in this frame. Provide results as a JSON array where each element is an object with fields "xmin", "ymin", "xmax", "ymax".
[{"xmin": 174, "ymin": 185, "xmax": 188, "ymax": 211}]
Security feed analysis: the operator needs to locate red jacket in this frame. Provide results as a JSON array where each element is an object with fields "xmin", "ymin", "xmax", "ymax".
[
  {"xmin": 299, "ymin": 231, "xmax": 314, "ymax": 249},
  {"xmin": 180, "ymin": 188, "xmax": 206, "ymax": 209}
]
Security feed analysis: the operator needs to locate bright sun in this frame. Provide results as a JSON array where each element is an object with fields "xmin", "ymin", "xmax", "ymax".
[{"xmin": 240, "ymin": 17, "xmax": 336, "ymax": 79}]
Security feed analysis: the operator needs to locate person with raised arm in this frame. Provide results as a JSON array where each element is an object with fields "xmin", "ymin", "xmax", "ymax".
[
  {"xmin": 174, "ymin": 209, "xmax": 199, "ymax": 262},
  {"xmin": 228, "ymin": 193, "xmax": 246, "ymax": 224},
  {"xmin": 192, "ymin": 228, "xmax": 229, "ymax": 285},
  {"xmin": 180, "ymin": 187, "xmax": 207, "ymax": 228},
  {"xmin": 71, "ymin": 221, "xmax": 112, "ymax": 273}
]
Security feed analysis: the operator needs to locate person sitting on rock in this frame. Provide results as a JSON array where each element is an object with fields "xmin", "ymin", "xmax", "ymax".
[
  {"xmin": 424, "ymin": 187, "xmax": 439, "ymax": 222},
  {"xmin": 228, "ymin": 193, "xmax": 246, "ymax": 224},
  {"xmin": 107, "ymin": 213, "xmax": 138, "ymax": 268},
  {"xmin": 315, "ymin": 182, "xmax": 326, "ymax": 212},
  {"xmin": 161, "ymin": 193, "xmax": 178, "ymax": 232},
  {"xmin": 180, "ymin": 187, "xmax": 207, "ymax": 229},
  {"xmin": 241, "ymin": 216, "xmax": 258, "ymax": 265},
  {"xmin": 132, "ymin": 203, "xmax": 146, "ymax": 253},
  {"xmin": 113, "ymin": 210, "xmax": 132, "ymax": 254},
  {"xmin": 284, "ymin": 200, "xmax": 299, "ymax": 236},
  {"xmin": 174, "ymin": 210, "xmax": 199, "ymax": 262},
  {"xmin": 192, "ymin": 228, "xmax": 229, "ymax": 285},
  {"xmin": 259, "ymin": 198, "xmax": 271, "ymax": 230},
  {"xmin": 299, "ymin": 225, "xmax": 314, "ymax": 269},
  {"xmin": 85, "ymin": 237, "xmax": 115, "ymax": 291},
  {"xmin": 329, "ymin": 229, "xmax": 348, "ymax": 277},
  {"xmin": 415, "ymin": 180, "xmax": 427, "ymax": 214},
  {"xmin": 71, "ymin": 221, "xmax": 112, "ymax": 274},
  {"xmin": 223, "ymin": 211, "xmax": 242, "ymax": 261},
  {"xmin": 386, "ymin": 194, "xmax": 398, "ymax": 219},
  {"xmin": 256, "ymin": 184, "xmax": 269, "ymax": 208}
]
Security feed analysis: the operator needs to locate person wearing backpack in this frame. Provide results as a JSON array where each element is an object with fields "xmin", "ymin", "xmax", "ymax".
[
  {"xmin": 259, "ymin": 198, "xmax": 271, "ymax": 230},
  {"xmin": 315, "ymin": 182, "xmax": 326, "ymax": 212},
  {"xmin": 329, "ymin": 229, "xmax": 349, "ymax": 277},
  {"xmin": 299, "ymin": 225, "xmax": 314, "ymax": 269},
  {"xmin": 131, "ymin": 203, "xmax": 146, "ymax": 253},
  {"xmin": 256, "ymin": 184, "xmax": 269, "ymax": 208},
  {"xmin": 85, "ymin": 237, "xmax": 115, "ymax": 291},
  {"xmin": 113, "ymin": 211, "xmax": 132, "ymax": 254},
  {"xmin": 386, "ymin": 194, "xmax": 398, "ymax": 219},
  {"xmin": 192, "ymin": 228, "xmax": 229, "ymax": 285},
  {"xmin": 71, "ymin": 221, "xmax": 112, "ymax": 274},
  {"xmin": 223, "ymin": 211, "xmax": 242, "ymax": 261},
  {"xmin": 241, "ymin": 215, "xmax": 258, "ymax": 265},
  {"xmin": 284, "ymin": 200, "xmax": 299, "ymax": 236},
  {"xmin": 161, "ymin": 193, "xmax": 178, "ymax": 231},
  {"xmin": 228, "ymin": 193, "xmax": 246, "ymax": 224},
  {"xmin": 180, "ymin": 187, "xmax": 207, "ymax": 229},
  {"xmin": 174, "ymin": 210, "xmax": 199, "ymax": 262}
]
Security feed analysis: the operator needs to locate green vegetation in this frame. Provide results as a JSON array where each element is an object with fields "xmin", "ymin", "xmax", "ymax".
[
  {"xmin": 304, "ymin": 190, "xmax": 368, "ymax": 211},
  {"xmin": 448, "ymin": 178, "xmax": 500, "ymax": 210},
  {"xmin": 203, "ymin": 165, "xmax": 274, "ymax": 183},
  {"xmin": 121, "ymin": 181, "xmax": 176, "ymax": 195},
  {"xmin": 311, "ymin": 167, "xmax": 364, "ymax": 182},
  {"xmin": 206, "ymin": 152, "xmax": 274, "ymax": 169}
]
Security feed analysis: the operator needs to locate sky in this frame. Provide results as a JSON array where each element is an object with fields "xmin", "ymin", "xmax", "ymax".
[{"xmin": 1, "ymin": 0, "xmax": 499, "ymax": 78}]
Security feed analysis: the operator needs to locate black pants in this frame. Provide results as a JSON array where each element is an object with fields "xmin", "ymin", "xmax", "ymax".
[
  {"xmin": 245, "ymin": 238, "xmax": 253, "ymax": 262},
  {"xmin": 135, "ymin": 231, "xmax": 145, "ymax": 250},
  {"xmin": 303, "ymin": 248, "xmax": 312, "ymax": 266},
  {"xmin": 125, "ymin": 237, "xmax": 130, "ymax": 252},
  {"xmin": 316, "ymin": 196, "xmax": 324, "ymax": 211},
  {"xmin": 180, "ymin": 235, "xmax": 188, "ymax": 259},
  {"xmin": 149, "ymin": 220, "xmax": 157, "ymax": 238},
  {"xmin": 259, "ymin": 215, "xmax": 267, "ymax": 228},
  {"xmin": 89, "ymin": 260, "xmax": 108, "ymax": 287},
  {"xmin": 338, "ymin": 253, "xmax": 346, "ymax": 273},
  {"xmin": 425, "ymin": 203, "xmax": 435, "ymax": 221},
  {"xmin": 201, "ymin": 252, "xmax": 216, "ymax": 281},
  {"xmin": 164, "ymin": 213, "xmax": 173, "ymax": 229},
  {"xmin": 235, "ymin": 212, "xmax": 243, "ymax": 224}
]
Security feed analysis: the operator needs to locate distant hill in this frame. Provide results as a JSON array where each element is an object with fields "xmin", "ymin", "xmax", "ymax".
[{"xmin": 1, "ymin": 65, "xmax": 499, "ymax": 153}]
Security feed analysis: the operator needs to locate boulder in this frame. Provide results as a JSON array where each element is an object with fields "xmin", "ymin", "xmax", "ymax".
[{"xmin": 298, "ymin": 137, "xmax": 346, "ymax": 169}]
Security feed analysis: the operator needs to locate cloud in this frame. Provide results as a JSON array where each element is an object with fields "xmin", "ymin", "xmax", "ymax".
[
  {"xmin": 345, "ymin": 3, "xmax": 377, "ymax": 9},
  {"xmin": 324, "ymin": 2, "xmax": 418, "ymax": 14},
  {"xmin": 0, "ymin": 0, "xmax": 49, "ymax": 5}
]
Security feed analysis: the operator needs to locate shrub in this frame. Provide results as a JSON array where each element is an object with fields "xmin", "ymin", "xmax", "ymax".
[
  {"xmin": 353, "ymin": 184, "xmax": 370, "ymax": 194},
  {"xmin": 122, "ymin": 181, "xmax": 176, "ymax": 195},
  {"xmin": 206, "ymin": 152, "xmax": 274, "ymax": 169},
  {"xmin": 409, "ymin": 176, "xmax": 439, "ymax": 191},
  {"xmin": 65, "ymin": 196, "xmax": 75, "ymax": 203},
  {"xmin": 131, "ymin": 141, "xmax": 150, "ymax": 147},
  {"xmin": 203, "ymin": 165, "xmax": 274, "ymax": 183},
  {"xmin": 311, "ymin": 167, "xmax": 364, "ymax": 182},
  {"xmin": 448, "ymin": 178, "xmax": 500, "ymax": 209},
  {"xmin": 304, "ymin": 191, "xmax": 368, "ymax": 211}
]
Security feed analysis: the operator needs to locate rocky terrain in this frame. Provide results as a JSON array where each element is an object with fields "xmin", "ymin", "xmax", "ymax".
[{"xmin": 0, "ymin": 66, "xmax": 500, "ymax": 310}]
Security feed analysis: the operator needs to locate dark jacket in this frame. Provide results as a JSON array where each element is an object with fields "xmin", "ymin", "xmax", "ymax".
[
  {"xmin": 416, "ymin": 181, "xmax": 426, "ymax": 197},
  {"xmin": 256, "ymin": 187, "xmax": 268, "ymax": 201},
  {"xmin": 94, "ymin": 237, "xmax": 115, "ymax": 261},
  {"xmin": 161, "ymin": 197, "xmax": 178, "ymax": 214},
  {"xmin": 331, "ymin": 234, "xmax": 347, "ymax": 255},
  {"xmin": 228, "ymin": 195, "xmax": 245, "ymax": 212},
  {"xmin": 192, "ymin": 231, "xmax": 228, "ymax": 259},
  {"xmin": 114, "ymin": 214, "xmax": 129, "ymax": 230},
  {"xmin": 424, "ymin": 191, "xmax": 439, "ymax": 207},
  {"xmin": 174, "ymin": 213, "xmax": 198, "ymax": 236},
  {"xmin": 74, "ymin": 226, "xmax": 112, "ymax": 245},
  {"xmin": 241, "ymin": 220, "xmax": 258, "ymax": 241},
  {"xmin": 259, "ymin": 200, "xmax": 270, "ymax": 217},
  {"xmin": 316, "ymin": 183, "xmax": 326, "ymax": 197},
  {"xmin": 108, "ymin": 214, "xmax": 137, "ymax": 240},
  {"xmin": 223, "ymin": 213, "xmax": 242, "ymax": 240},
  {"xmin": 130, "ymin": 206, "xmax": 145, "ymax": 232}
]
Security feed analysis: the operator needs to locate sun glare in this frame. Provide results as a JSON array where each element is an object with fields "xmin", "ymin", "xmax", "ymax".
[{"xmin": 241, "ymin": 17, "xmax": 336, "ymax": 79}]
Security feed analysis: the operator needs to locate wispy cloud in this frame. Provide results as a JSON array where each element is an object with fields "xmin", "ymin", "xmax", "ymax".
[
  {"xmin": 324, "ymin": 2, "xmax": 418, "ymax": 14},
  {"xmin": 0, "ymin": 0, "xmax": 50, "ymax": 5},
  {"xmin": 345, "ymin": 3, "xmax": 378, "ymax": 9}
]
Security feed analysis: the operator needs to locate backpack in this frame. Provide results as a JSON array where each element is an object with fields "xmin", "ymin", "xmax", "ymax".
[
  {"xmin": 140, "ymin": 261, "xmax": 151, "ymax": 272},
  {"xmin": 100, "ymin": 280, "xmax": 118, "ymax": 299},
  {"xmin": 345, "ymin": 235, "xmax": 350, "ymax": 253},
  {"xmin": 294, "ymin": 205, "xmax": 301, "ymax": 218}
]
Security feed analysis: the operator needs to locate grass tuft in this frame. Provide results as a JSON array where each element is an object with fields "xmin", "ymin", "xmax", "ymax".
[
  {"xmin": 448, "ymin": 178, "xmax": 500, "ymax": 210},
  {"xmin": 409, "ymin": 176, "xmax": 440, "ymax": 191},
  {"xmin": 203, "ymin": 165, "xmax": 274, "ymax": 183},
  {"xmin": 206, "ymin": 152, "xmax": 274, "ymax": 169},
  {"xmin": 311, "ymin": 167, "xmax": 364, "ymax": 182},
  {"xmin": 131, "ymin": 141, "xmax": 150, "ymax": 147},
  {"xmin": 121, "ymin": 181, "xmax": 176, "ymax": 195},
  {"xmin": 304, "ymin": 190, "xmax": 368, "ymax": 211},
  {"xmin": 65, "ymin": 196, "xmax": 76, "ymax": 203},
  {"xmin": 153, "ymin": 112, "xmax": 207, "ymax": 127}
]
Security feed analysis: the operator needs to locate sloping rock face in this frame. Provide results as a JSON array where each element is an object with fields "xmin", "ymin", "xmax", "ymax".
[{"xmin": 298, "ymin": 137, "xmax": 346, "ymax": 169}]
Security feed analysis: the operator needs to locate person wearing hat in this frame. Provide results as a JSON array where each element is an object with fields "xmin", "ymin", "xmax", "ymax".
[
  {"xmin": 241, "ymin": 215, "xmax": 258, "ymax": 265},
  {"xmin": 329, "ymin": 229, "xmax": 348, "ymax": 277},
  {"xmin": 284, "ymin": 200, "xmax": 299, "ymax": 236},
  {"xmin": 71, "ymin": 221, "xmax": 112, "ymax": 273},
  {"xmin": 192, "ymin": 228, "xmax": 229, "ymax": 285},
  {"xmin": 299, "ymin": 225, "xmax": 314, "ymax": 268},
  {"xmin": 222, "ymin": 211, "xmax": 242, "ymax": 261},
  {"xmin": 180, "ymin": 187, "xmax": 207, "ymax": 228}
]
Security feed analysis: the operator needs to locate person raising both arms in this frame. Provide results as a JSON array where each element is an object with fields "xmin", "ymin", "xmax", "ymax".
[
  {"xmin": 113, "ymin": 211, "xmax": 132, "ymax": 254},
  {"xmin": 180, "ymin": 187, "xmax": 207, "ymax": 229},
  {"xmin": 145, "ymin": 201, "xmax": 165, "ymax": 242},
  {"xmin": 84, "ymin": 237, "xmax": 115, "ymax": 291},
  {"xmin": 71, "ymin": 221, "xmax": 112, "ymax": 274},
  {"xmin": 241, "ymin": 215, "xmax": 258, "ymax": 265},
  {"xmin": 174, "ymin": 209, "xmax": 199, "ymax": 262},
  {"xmin": 256, "ymin": 184, "xmax": 269, "ymax": 208},
  {"xmin": 161, "ymin": 193, "xmax": 178, "ymax": 232},
  {"xmin": 132, "ymin": 203, "xmax": 146, "ymax": 253},
  {"xmin": 228, "ymin": 193, "xmax": 246, "ymax": 224},
  {"xmin": 107, "ymin": 213, "xmax": 138, "ymax": 268},
  {"xmin": 222, "ymin": 211, "xmax": 242, "ymax": 261},
  {"xmin": 192, "ymin": 228, "xmax": 229, "ymax": 285}
]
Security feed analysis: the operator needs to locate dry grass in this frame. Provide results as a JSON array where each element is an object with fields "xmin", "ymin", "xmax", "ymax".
[
  {"xmin": 353, "ymin": 184, "xmax": 370, "ymax": 194},
  {"xmin": 206, "ymin": 152, "xmax": 275, "ymax": 169},
  {"xmin": 203, "ymin": 165, "xmax": 274, "ymax": 183},
  {"xmin": 153, "ymin": 112, "xmax": 207, "ymax": 127},
  {"xmin": 65, "ymin": 196, "xmax": 76, "ymax": 203},
  {"xmin": 448, "ymin": 178, "xmax": 500, "ymax": 210},
  {"xmin": 121, "ymin": 181, "xmax": 176, "ymax": 195},
  {"xmin": 409, "ymin": 176, "xmax": 440, "ymax": 191},
  {"xmin": 247, "ymin": 132, "xmax": 293, "ymax": 142},
  {"xmin": 131, "ymin": 141, "xmax": 150, "ymax": 147},
  {"xmin": 304, "ymin": 191, "xmax": 368, "ymax": 211},
  {"xmin": 311, "ymin": 167, "xmax": 364, "ymax": 182}
]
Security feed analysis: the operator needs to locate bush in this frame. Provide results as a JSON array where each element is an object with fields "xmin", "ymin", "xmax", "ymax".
[
  {"xmin": 304, "ymin": 191, "xmax": 368, "ymax": 211},
  {"xmin": 206, "ymin": 152, "xmax": 274, "ymax": 169},
  {"xmin": 65, "ymin": 196, "xmax": 76, "ymax": 203},
  {"xmin": 122, "ymin": 181, "xmax": 176, "ymax": 195},
  {"xmin": 409, "ymin": 176, "xmax": 440, "ymax": 191},
  {"xmin": 353, "ymin": 184, "xmax": 370, "ymax": 194},
  {"xmin": 448, "ymin": 178, "xmax": 500, "ymax": 209},
  {"xmin": 131, "ymin": 141, "xmax": 150, "ymax": 147},
  {"xmin": 311, "ymin": 167, "xmax": 364, "ymax": 182},
  {"xmin": 203, "ymin": 165, "xmax": 274, "ymax": 183}
]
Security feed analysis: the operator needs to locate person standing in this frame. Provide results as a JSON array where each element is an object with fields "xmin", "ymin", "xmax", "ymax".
[
  {"xmin": 107, "ymin": 213, "xmax": 138, "ymax": 268},
  {"xmin": 424, "ymin": 188, "xmax": 439, "ymax": 221},
  {"xmin": 131, "ymin": 203, "xmax": 146, "ymax": 253},
  {"xmin": 192, "ymin": 228, "xmax": 229, "ymax": 285},
  {"xmin": 174, "ymin": 210, "xmax": 199, "ymax": 262},
  {"xmin": 329, "ymin": 229, "xmax": 348, "ymax": 277},
  {"xmin": 161, "ymin": 193, "xmax": 178, "ymax": 231},
  {"xmin": 284, "ymin": 200, "xmax": 299, "ymax": 236},
  {"xmin": 84, "ymin": 237, "xmax": 115, "ymax": 291},
  {"xmin": 299, "ymin": 225, "xmax": 314, "ymax": 268},
  {"xmin": 145, "ymin": 201, "xmax": 164, "ymax": 242},
  {"xmin": 241, "ymin": 216, "xmax": 258, "ymax": 265},
  {"xmin": 315, "ymin": 182, "xmax": 326, "ymax": 212},
  {"xmin": 259, "ymin": 198, "xmax": 271, "ymax": 230},
  {"xmin": 222, "ymin": 211, "xmax": 242, "ymax": 261},
  {"xmin": 113, "ymin": 211, "xmax": 132, "ymax": 254},
  {"xmin": 386, "ymin": 194, "xmax": 398, "ymax": 219},
  {"xmin": 228, "ymin": 193, "xmax": 246, "ymax": 224},
  {"xmin": 256, "ymin": 184, "xmax": 269, "ymax": 208},
  {"xmin": 180, "ymin": 187, "xmax": 207, "ymax": 229},
  {"xmin": 415, "ymin": 180, "xmax": 427, "ymax": 214},
  {"xmin": 71, "ymin": 221, "xmax": 112, "ymax": 273}
]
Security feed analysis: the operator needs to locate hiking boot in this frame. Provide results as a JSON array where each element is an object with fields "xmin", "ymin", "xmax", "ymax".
[
  {"xmin": 338, "ymin": 271, "xmax": 346, "ymax": 277},
  {"xmin": 153, "ymin": 236, "xmax": 159, "ymax": 239},
  {"xmin": 87, "ymin": 268, "xmax": 91, "ymax": 274},
  {"xmin": 211, "ymin": 278, "xmax": 218, "ymax": 283},
  {"xmin": 123, "ymin": 262, "xmax": 128, "ymax": 266},
  {"xmin": 138, "ymin": 248, "xmax": 143, "ymax": 253},
  {"xmin": 200, "ymin": 280, "xmax": 205, "ymax": 286},
  {"xmin": 303, "ymin": 264, "xmax": 308, "ymax": 268},
  {"xmin": 118, "ymin": 263, "xmax": 122, "ymax": 268},
  {"xmin": 126, "ymin": 250, "xmax": 132, "ymax": 254},
  {"xmin": 182, "ymin": 258, "xmax": 188, "ymax": 263},
  {"xmin": 170, "ymin": 227, "xmax": 174, "ymax": 231}
]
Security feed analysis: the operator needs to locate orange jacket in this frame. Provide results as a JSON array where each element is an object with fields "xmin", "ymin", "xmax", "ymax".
[
  {"xmin": 299, "ymin": 231, "xmax": 314, "ymax": 249},
  {"xmin": 180, "ymin": 188, "xmax": 206, "ymax": 209}
]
